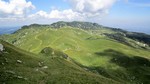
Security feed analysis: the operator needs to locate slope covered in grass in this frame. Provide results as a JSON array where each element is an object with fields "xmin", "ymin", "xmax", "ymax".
[
  {"xmin": 0, "ymin": 21, "xmax": 150, "ymax": 83},
  {"xmin": 0, "ymin": 40, "xmax": 119, "ymax": 84}
]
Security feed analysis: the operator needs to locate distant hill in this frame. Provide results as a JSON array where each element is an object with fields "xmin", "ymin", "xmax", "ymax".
[
  {"xmin": 51, "ymin": 21, "xmax": 103, "ymax": 29},
  {"xmin": 0, "ymin": 27, "xmax": 20, "ymax": 35},
  {"xmin": 52, "ymin": 21, "xmax": 150, "ymax": 46}
]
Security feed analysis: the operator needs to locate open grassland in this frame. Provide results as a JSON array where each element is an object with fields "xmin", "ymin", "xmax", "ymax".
[
  {"xmin": 1, "ymin": 26, "xmax": 150, "ymax": 83},
  {"xmin": 0, "ymin": 40, "xmax": 119, "ymax": 84}
]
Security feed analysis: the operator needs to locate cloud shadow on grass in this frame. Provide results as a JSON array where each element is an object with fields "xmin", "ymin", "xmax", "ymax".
[{"xmin": 93, "ymin": 49, "xmax": 150, "ymax": 83}]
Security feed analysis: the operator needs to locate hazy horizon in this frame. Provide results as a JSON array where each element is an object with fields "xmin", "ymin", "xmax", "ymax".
[{"xmin": 0, "ymin": 21, "xmax": 150, "ymax": 35}]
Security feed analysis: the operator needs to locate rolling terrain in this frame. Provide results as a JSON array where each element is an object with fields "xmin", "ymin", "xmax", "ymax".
[
  {"xmin": 0, "ymin": 39, "xmax": 119, "ymax": 84},
  {"xmin": 0, "ymin": 21, "xmax": 150, "ymax": 84}
]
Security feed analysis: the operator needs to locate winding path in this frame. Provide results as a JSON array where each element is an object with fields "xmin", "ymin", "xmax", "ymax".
[{"xmin": 30, "ymin": 34, "xmax": 43, "ymax": 52}]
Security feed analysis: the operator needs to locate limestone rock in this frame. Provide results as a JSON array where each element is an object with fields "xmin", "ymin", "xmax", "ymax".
[{"xmin": 0, "ymin": 44, "xmax": 4, "ymax": 51}]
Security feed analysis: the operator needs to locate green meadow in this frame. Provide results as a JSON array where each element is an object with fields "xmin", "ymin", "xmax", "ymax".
[{"xmin": 0, "ymin": 22, "xmax": 150, "ymax": 83}]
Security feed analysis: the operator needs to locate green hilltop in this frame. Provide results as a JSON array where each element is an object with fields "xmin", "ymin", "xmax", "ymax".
[{"xmin": 0, "ymin": 21, "xmax": 150, "ymax": 84}]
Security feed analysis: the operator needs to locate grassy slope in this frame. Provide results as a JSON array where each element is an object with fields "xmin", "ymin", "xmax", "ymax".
[
  {"xmin": 1, "ymin": 26, "xmax": 150, "ymax": 83},
  {"xmin": 0, "ymin": 40, "xmax": 119, "ymax": 84}
]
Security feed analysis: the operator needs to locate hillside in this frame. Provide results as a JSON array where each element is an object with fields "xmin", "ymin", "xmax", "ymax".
[
  {"xmin": 0, "ymin": 40, "xmax": 120, "ymax": 84},
  {"xmin": 0, "ymin": 21, "xmax": 150, "ymax": 83}
]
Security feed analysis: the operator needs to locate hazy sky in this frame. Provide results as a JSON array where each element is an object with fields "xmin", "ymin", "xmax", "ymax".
[{"xmin": 0, "ymin": 0, "xmax": 150, "ymax": 33}]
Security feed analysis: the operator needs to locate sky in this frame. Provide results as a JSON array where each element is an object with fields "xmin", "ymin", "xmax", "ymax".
[{"xmin": 0, "ymin": 0, "xmax": 150, "ymax": 33}]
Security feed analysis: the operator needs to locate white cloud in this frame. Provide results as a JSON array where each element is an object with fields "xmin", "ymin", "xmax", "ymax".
[
  {"xmin": 28, "ymin": 9, "xmax": 83, "ymax": 20},
  {"xmin": 0, "ymin": 0, "xmax": 35, "ymax": 18},
  {"xmin": 28, "ymin": 0, "xmax": 117, "ymax": 21},
  {"xmin": 67, "ymin": 0, "xmax": 116, "ymax": 16}
]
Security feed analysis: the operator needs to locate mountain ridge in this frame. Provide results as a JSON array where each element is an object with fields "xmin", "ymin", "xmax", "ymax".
[{"xmin": 14, "ymin": 21, "xmax": 150, "ymax": 47}]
